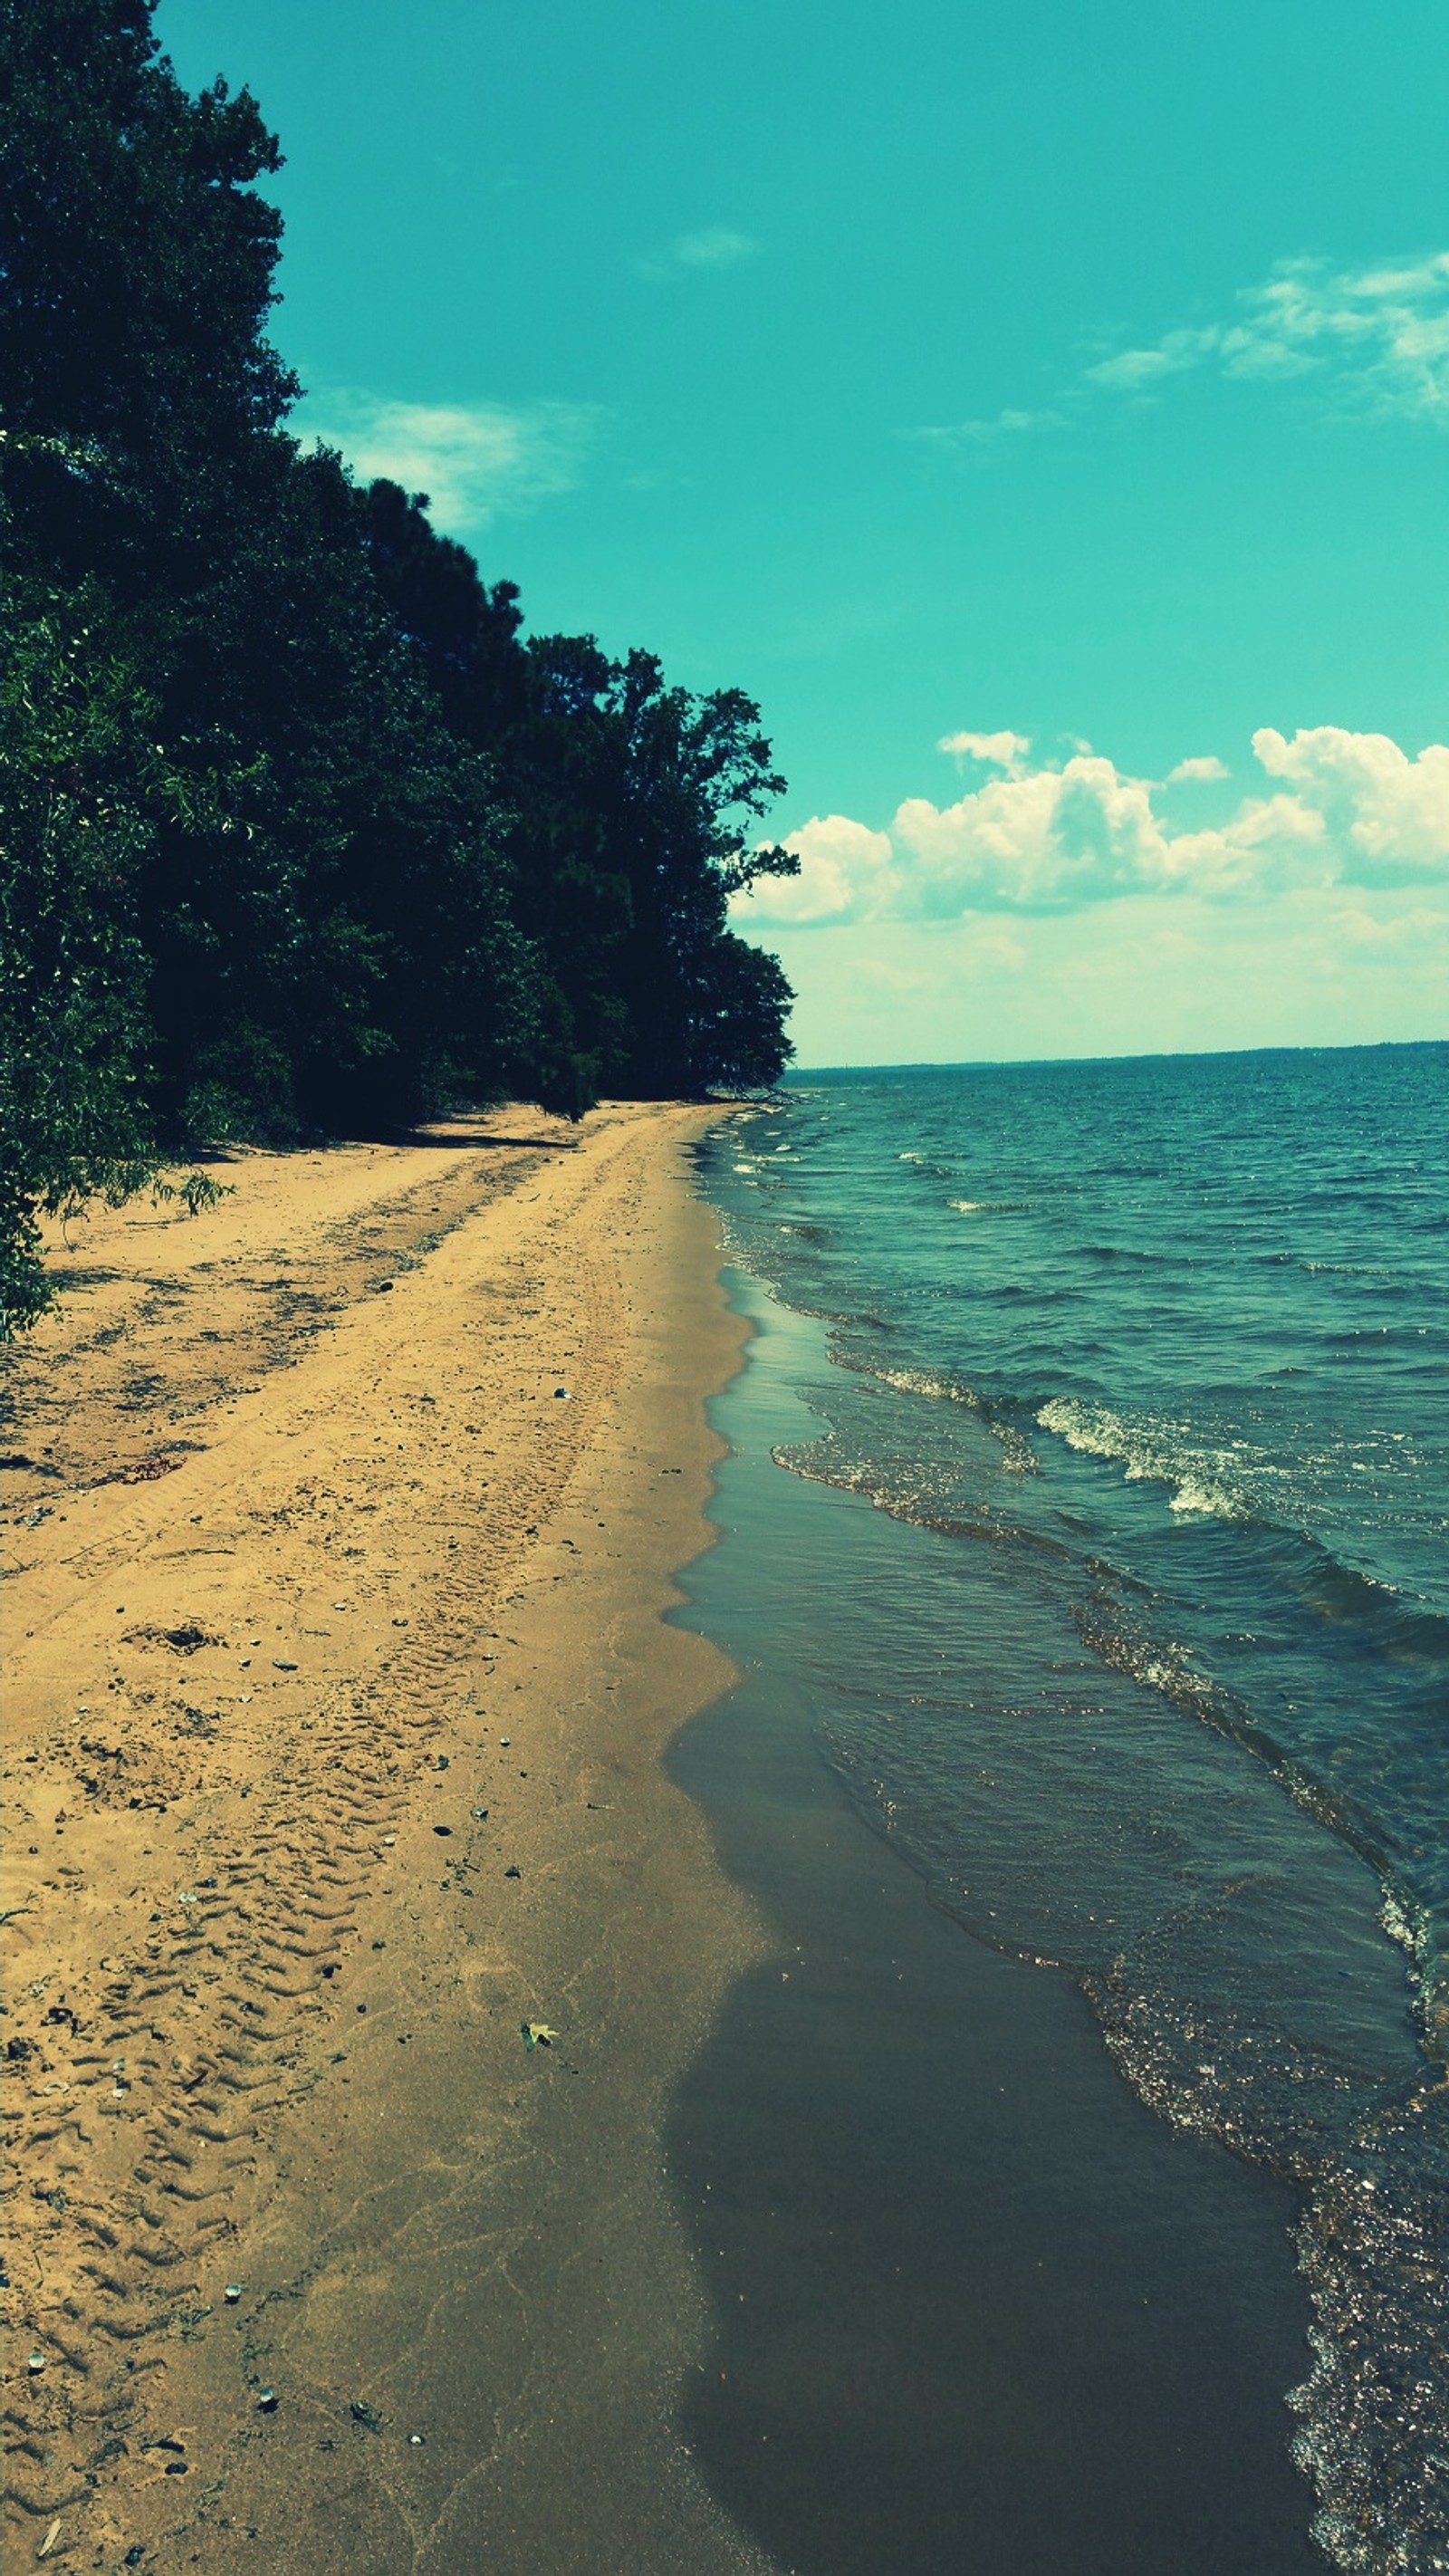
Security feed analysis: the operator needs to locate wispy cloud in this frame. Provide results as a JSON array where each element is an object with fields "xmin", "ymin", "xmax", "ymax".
[
  {"xmin": 1087, "ymin": 253, "xmax": 1449, "ymax": 421},
  {"xmin": 638, "ymin": 226, "xmax": 759, "ymax": 282},
  {"xmin": 911, "ymin": 407, "xmax": 1060, "ymax": 452},
  {"xmin": 912, "ymin": 253, "xmax": 1449, "ymax": 456},
  {"xmin": 733, "ymin": 724, "xmax": 1449, "ymax": 926},
  {"xmin": 295, "ymin": 390, "xmax": 600, "ymax": 532}
]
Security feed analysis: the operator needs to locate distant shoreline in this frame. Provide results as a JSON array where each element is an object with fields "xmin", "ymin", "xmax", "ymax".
[{"xmin": 792, "ymin": 1031, "xmax": 1448, "ymax": 1076}]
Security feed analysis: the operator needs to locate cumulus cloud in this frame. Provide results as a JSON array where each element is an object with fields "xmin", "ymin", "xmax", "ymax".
[
  {"xmin": 1252, "ymin": 726, "xmax": 1449, "ymax": 880},
  {"xmin": 751, "ymin": 814, "xmax": 894, "ymax": 925},
  {"xmin": 1166, "ymin": 755, "xmax": 1230, "ymax": 784},
  {"xmin": 733, "ymin": 725, "xmax": 1449, "ymax": 926},
  {"xmin": 1088, "ymin": 252, "xmax": 1449, "ymax": 421},
  {"xmin": 639, "ymin": 226, "xmax": 758, "ymax": 280},
  {"xmin": 295, "ymin": 390, "xmax": 598, "ymax": 531}
]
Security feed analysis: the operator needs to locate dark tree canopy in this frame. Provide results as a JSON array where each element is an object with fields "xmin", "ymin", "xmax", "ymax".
[{"xmin": 0, "ymin": 0, "xmax": 796, "ymax": 1329}]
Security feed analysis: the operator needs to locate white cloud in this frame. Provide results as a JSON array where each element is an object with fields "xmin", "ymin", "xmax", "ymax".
[
  {"xmin": 734, "ymin": 724, "xmax": 1449, "ymax": 926},
  {"xmin": 1166, "ymin": 755, "xmax": 1230, "ymax": 784},
  {"xmin": 1253, "ymin": 726, "xmax": 1449, "ymax": 882},
  {"xmin": 295, "ymin": 390, "xmax": 598, "ymax": 531},
  {"xmin": 748, "ymin": 814, "xmax": 894, "ymax": 926},
  {"xmin": 639, "ymin": 226, "xmax": 758, "ymax": 281},
  {"xmin": 911, "ymin": 408, "xmax": 1061, "ymax": 451},
  {"xmin": 1088, "ymin": 326, "xmax": 1222, "ymax": 391},
  {"xmin": 1330, "ymin": 903, "xmax": 1449, "ymax": 955},
  {"xmin": 1088, "ymin": 252, "xmax": 1449, "ymax": 421},
  {"xmin": 938, "ymin": 728, "xmax": 1032, "ymax": 775}
]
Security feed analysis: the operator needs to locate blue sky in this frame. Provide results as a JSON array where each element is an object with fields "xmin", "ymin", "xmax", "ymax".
[{"xmin": 159, "ymin": 0, "xmax": 1449, "ymax": 1063}]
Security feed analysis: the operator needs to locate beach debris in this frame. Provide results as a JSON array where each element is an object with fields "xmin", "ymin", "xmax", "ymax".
[
  {"xmin": 100, "ymin": 1452, "xmax": 183, "ymax": 1487},
  {"xmin": 350, "ymin": 2399, "xmax": 383, "ymax": 2433},
  {"xmin": 26, "ymin": 2350, "xmax": 45, "ymax": 2374},
  {"xmin": 408, "ymin": 2432, "xmax": 427, "ymax": 2446},
  {"xmin": 504, "ymin": 1865, "xmax": 521, "ymax": 1879},
  {"xmin": 471, "ymin": 1806, "xmax": 488, "ymax": 1820},
  {"xmin": 433, "ymin": 1824, "xmax": 453, "ymax": 1837},
  {"xmin": 38, "ymin": 2522, "xmax": 63, "ymax": 2561},
  {"xmin": 554, "ymin": 1386, "xmax": 571, "ymax": 1399},
  {"xmin": 272, "ymin": 1658, "xmax": 298, "ymax": 1672},
  {"xmin": 433, "ymin": 1754, "xmax": 450, "ymax": 1770},
  {"xmin": 499, "ymin": 1737, "xmax": 511, "ymax": 1747},
  {"xmin": 124, "ymin": 2552, "xmax": 147, "ymax": 2569},
  {"xmin": 374, "ymin": 1279, "xmax": 394, "ymax": 1293},
  {"xmin": 121, "ymin": 1621, "xmax": 218, "ymax": 1655},
  {"xmin": 224, "ymin": 2283, "xmax": 244, "ymax": 2303},
  {"xmin": 255, "ymin": 2387, "xmax": 278, "ymax": 2413},
  {"xmin": 522, "ymin": 2022, "xmax": 558, "ymax": 2050}
]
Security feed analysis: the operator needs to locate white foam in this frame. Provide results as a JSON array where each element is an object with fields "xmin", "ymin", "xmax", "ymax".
[{"xmin": 1037, "ymin": 1398, "xmax": 1245, "ymax": 1521}]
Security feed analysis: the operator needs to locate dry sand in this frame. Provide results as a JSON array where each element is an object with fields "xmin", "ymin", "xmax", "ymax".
[{"xmin": 2, "ymin": 1102, "xmax": 777, "ymax": 2575}]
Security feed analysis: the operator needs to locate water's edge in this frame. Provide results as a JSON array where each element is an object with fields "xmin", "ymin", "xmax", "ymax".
[{"xmin": 664, "ymin": 1257, "xmax": 1325, "ymax": 2576}]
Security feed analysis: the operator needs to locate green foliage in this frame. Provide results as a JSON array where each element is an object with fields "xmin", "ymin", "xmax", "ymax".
[
  {"xmin": 360, "ymin": 487, "xmax": 799, "ymax": 1103},
  {"xmin": 151, "ymin": 1170, "xmax": 235, "ymax": 1217},
  {"xmin": 0, "ymin": 0, "xmax": 297, "ymax": 590},
  {"xmin": 0, "ymin": 0, "xmax": 797, "ymax": 1331},
  {"xmin": 0, "ymin": 601, "xmax": 158, "ymax": 1331}
]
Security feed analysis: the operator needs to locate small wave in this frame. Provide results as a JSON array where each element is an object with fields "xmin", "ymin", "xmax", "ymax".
[
  {"xmin": 1080, "ymin": 1243, "xmax": 1175, "ymax": 1266},
  {"xmin": 1038, "ymin": 1398, "xmax": 1253, "ymax": 1520},
  {"xmin": 947, "ymin": 1197, "xmax": 1033, "ymax": 1216},
  {"xmin": 831, "ymin": 1355, "xmax": 1038, "ymax": 1475},
  {"xmin": 769, "ymin": 1440, "xmax": 1042, "ymax": 1546}
]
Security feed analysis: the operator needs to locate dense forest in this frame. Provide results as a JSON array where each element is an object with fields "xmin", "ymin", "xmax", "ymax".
[{"xmin": 0, "ymin": 0, "xmax": 798, "ymax": 1331}]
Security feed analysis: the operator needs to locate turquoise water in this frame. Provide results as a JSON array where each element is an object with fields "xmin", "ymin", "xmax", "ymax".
[{"xmin": 694, "ymin": 1043, "xmax": 1448, "ymax": 2574}]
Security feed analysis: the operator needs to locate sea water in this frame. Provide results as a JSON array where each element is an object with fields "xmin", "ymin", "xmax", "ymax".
[{"xmin": 691, "ymin": 1043, "xmax": 1447, "ymax": 2574}]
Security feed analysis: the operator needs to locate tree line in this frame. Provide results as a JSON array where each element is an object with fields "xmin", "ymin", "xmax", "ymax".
[{"xmin": 0, "ymin": 0, "xmax": 797, "ymax": 1331}]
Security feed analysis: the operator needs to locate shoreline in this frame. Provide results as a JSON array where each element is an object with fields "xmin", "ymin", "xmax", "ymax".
[
  {"xmin": 666, "ymin": 1258, "xmax": 1323, "ymax": 2575},
  {"xmin": 3, "ymin": 1103, "xmax": 772, "ymax": 2574}
]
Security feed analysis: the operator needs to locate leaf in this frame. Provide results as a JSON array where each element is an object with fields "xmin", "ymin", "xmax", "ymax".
[{"xmin": 521, "ymin": 2022, "xmax": 558, "ymax": 2050}]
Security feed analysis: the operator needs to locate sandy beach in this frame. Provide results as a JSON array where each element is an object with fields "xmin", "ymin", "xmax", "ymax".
[{"xmin": 3, "ymin": 1102, "xmax": 774, "ymax": 2575}]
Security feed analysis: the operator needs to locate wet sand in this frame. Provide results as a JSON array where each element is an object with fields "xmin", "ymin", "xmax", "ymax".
[
  {"xmin": 2, "ymin": 1103, "xmax": 772, "ymax": 2575},
  {"xmin": 666, "ymin": 1265, "xmax": 1324, "ymax": 2575}
]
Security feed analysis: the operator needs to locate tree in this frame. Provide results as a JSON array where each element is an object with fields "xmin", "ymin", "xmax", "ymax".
[
  {"xmin": 0, "ymin": 0, "xmax": 297, "ymax": 591},
  {"xmin": 359, "ymin": 481, "xmax": 800, "ymax": 1104},
  {"xmin": 0, "ymin": 597, "xmax": 162, "ymax": 1330}
]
